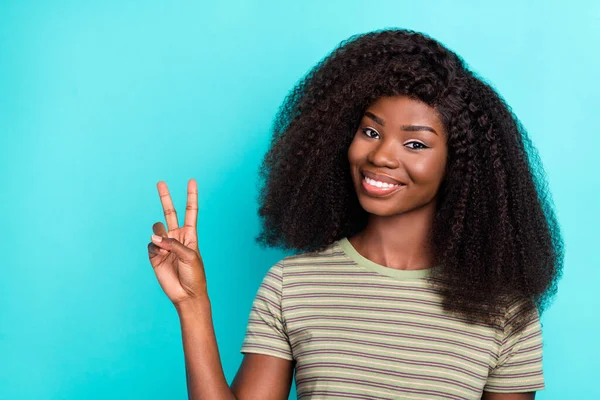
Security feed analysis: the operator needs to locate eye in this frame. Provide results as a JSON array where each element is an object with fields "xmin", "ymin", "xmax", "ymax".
[
  {"xmin": 361, "ymin": 127, "xmax": 380, "ymax": 139},
  {"xmin": 404, "ymin": 141, "xmax": 429, "ymax": 150}
]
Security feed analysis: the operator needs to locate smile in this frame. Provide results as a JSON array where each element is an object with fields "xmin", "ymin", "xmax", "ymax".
[{"xmin": 361, "ymin": 175, "xmax": 405, "ymax": 197}]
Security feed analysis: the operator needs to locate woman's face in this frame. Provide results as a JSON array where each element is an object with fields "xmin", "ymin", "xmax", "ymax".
[{"xmin": 348, "ymin": 95, "xmax": 448, "ymax": 217}]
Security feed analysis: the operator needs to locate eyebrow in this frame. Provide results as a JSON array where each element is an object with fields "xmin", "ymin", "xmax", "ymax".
[{"xmin": 364, "ymin": 111, "xmax": 438, "ymax": 135}]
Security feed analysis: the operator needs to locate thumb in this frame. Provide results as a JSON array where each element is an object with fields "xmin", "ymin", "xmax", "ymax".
[{"xmin": 151, "ymin": 235, "xmax": 196, "ymax": 262}]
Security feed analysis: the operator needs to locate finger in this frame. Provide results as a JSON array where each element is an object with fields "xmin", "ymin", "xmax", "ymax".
[
  {"xmin": 151, "ymin": 235, "xmax": 195, "ymax": 261},
  {"xmin": 152, "ymin": 222, "xmax": 168, "ymax": 237},
  {"xmin": 148, "ymin": 242, "xmax": 169, "ymax": 257},
  {"xmin": 157, "ymin": 181, "xmax": 179, "ymax": 231},
  {"xmin": 183, "ymin": 178, "xmax": 198, "ymax": 229}
]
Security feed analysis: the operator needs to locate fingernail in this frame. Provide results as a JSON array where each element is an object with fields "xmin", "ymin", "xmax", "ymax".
[{"xmin": 152, "ymin": 234, "xmax": 162, "ymax": 242}]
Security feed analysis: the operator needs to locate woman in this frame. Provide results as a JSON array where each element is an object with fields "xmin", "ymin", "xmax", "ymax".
[{"xmin": 147, "ymin": 28, "xmax": 563, "ymax": 399}]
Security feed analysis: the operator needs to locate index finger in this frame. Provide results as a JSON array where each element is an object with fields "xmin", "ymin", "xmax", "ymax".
[
  {"xmin": 157, "ymin": 181, "xmax": 179, "ymax": 231},
  {"xmin": 183, "ymin": 178, "xmax": 198, "ymax": 229}
]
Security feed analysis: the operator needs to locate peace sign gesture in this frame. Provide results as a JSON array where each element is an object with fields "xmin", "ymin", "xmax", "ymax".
[{"xmin": 147, "ymin": 179, "xmax": 208, "ymax": 306}]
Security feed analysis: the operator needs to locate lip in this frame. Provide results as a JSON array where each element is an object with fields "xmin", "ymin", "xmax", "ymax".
[
  {"xmin": 360, "ymin": 172, "xmax": 406, "ymax": 197},
  {"xmin": 362, "ymin": 170, "xmax": 405, "ymax": 185}
]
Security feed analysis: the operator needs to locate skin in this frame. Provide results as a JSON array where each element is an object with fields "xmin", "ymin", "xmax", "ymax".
[
  {"xmin": 148, "ymin": 179, "xmax": 293, "ymax": 399},
  {"xmin": 146, "ymin": 95, "xmax": 536, "ymax": 399},
  {"xmin": 347, "ymin": 95, "xmax": 447, "ymax": 271}
]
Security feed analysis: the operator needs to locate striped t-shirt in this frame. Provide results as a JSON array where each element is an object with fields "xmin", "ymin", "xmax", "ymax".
[{"xmin": 241, "ymin": 237, "xmax": 545, "ymax": 399}]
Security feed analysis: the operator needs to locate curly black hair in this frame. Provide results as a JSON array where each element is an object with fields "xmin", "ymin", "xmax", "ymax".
[{"xmin": 255, "ymin": 28, "xmax": 563, "ymax": 333}]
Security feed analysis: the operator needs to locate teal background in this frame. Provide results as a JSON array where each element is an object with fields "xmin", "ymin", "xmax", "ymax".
[{"xmin": 1, "ymin": 0, "xmax": 598, "ymax": 399}]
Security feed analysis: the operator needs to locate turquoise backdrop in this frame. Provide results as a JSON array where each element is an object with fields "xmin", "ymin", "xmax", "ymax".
[{"xmin": 1, "ymin": 1, "xmax": 598, "ymax": 399}]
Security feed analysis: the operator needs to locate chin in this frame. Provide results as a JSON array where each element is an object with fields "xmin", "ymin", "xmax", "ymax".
[
  {"xmin": 357, "ymin": 197, "xmax": 407, "ymax": 217},
  {"xmin": 357, "ymin": 191, "xmax": 436, "ymax": 218}
]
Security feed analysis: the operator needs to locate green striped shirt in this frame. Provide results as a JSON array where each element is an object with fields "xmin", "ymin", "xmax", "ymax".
[{"xmin": 241, "ymin": 237, "xmax": 545, "ymax": 399}]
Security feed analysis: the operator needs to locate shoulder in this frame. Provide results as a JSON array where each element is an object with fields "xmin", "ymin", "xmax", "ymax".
[
  {"xmin": 274, "ymin": 239, "xmax": 355, "ymax": 282},
  {"xmin": 493, "ymin": 295, "xmax": 543, "ymax": 363},
  {"xmin": 502, "ymin": 296, "xmax": 540, "ymax": 335},
  {"xmin": 279, "ymin": 240, "xmax": 343, "ymax": 268}
]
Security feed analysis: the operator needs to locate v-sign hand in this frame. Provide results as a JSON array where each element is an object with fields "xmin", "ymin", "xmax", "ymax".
[{"xmin": 147, "ymin": 179, "xmax": 208, "ymax": 306}]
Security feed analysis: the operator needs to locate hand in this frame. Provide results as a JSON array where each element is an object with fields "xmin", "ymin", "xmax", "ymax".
[{"xmin": 147, "ymin": 179, "xmax": 208, "ymax": 306}]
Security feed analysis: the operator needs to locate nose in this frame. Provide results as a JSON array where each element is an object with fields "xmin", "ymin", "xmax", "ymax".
[{"xmin": 367, "ymin": 140, "xmax": 400, "ymax": 168}]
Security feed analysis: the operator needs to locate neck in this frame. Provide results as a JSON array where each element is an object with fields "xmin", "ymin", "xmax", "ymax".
[{"xmin": 348, "ymin": 203, "xmax": 437, "ymax": 271}]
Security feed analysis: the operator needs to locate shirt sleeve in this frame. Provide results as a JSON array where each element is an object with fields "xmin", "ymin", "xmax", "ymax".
[
  {"xmin": 484, "ymin": 300, "xmax": 545, "ymax": 393},
  {"xmin": 240, "ymin": 261, "xmax": 293, "ymax": 360}
]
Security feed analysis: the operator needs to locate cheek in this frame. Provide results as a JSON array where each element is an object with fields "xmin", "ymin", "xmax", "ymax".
[
  {"xmin": 347, "ymin": 137, "xmax": 362, "ymax": 165},
  {"xmin": 410, "ymin": 152, "xmax": 447, "ymax": 183}
]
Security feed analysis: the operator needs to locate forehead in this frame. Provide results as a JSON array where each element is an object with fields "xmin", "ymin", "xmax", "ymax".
[{"xmin": 364, "ymin": 96, "xmax": 443, "ymax": 127}]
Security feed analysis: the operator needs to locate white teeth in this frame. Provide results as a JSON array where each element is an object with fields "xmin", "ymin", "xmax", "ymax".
[{"xmin": 364, "ymin": 176, "xmax": 399, "ymax": 188}]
